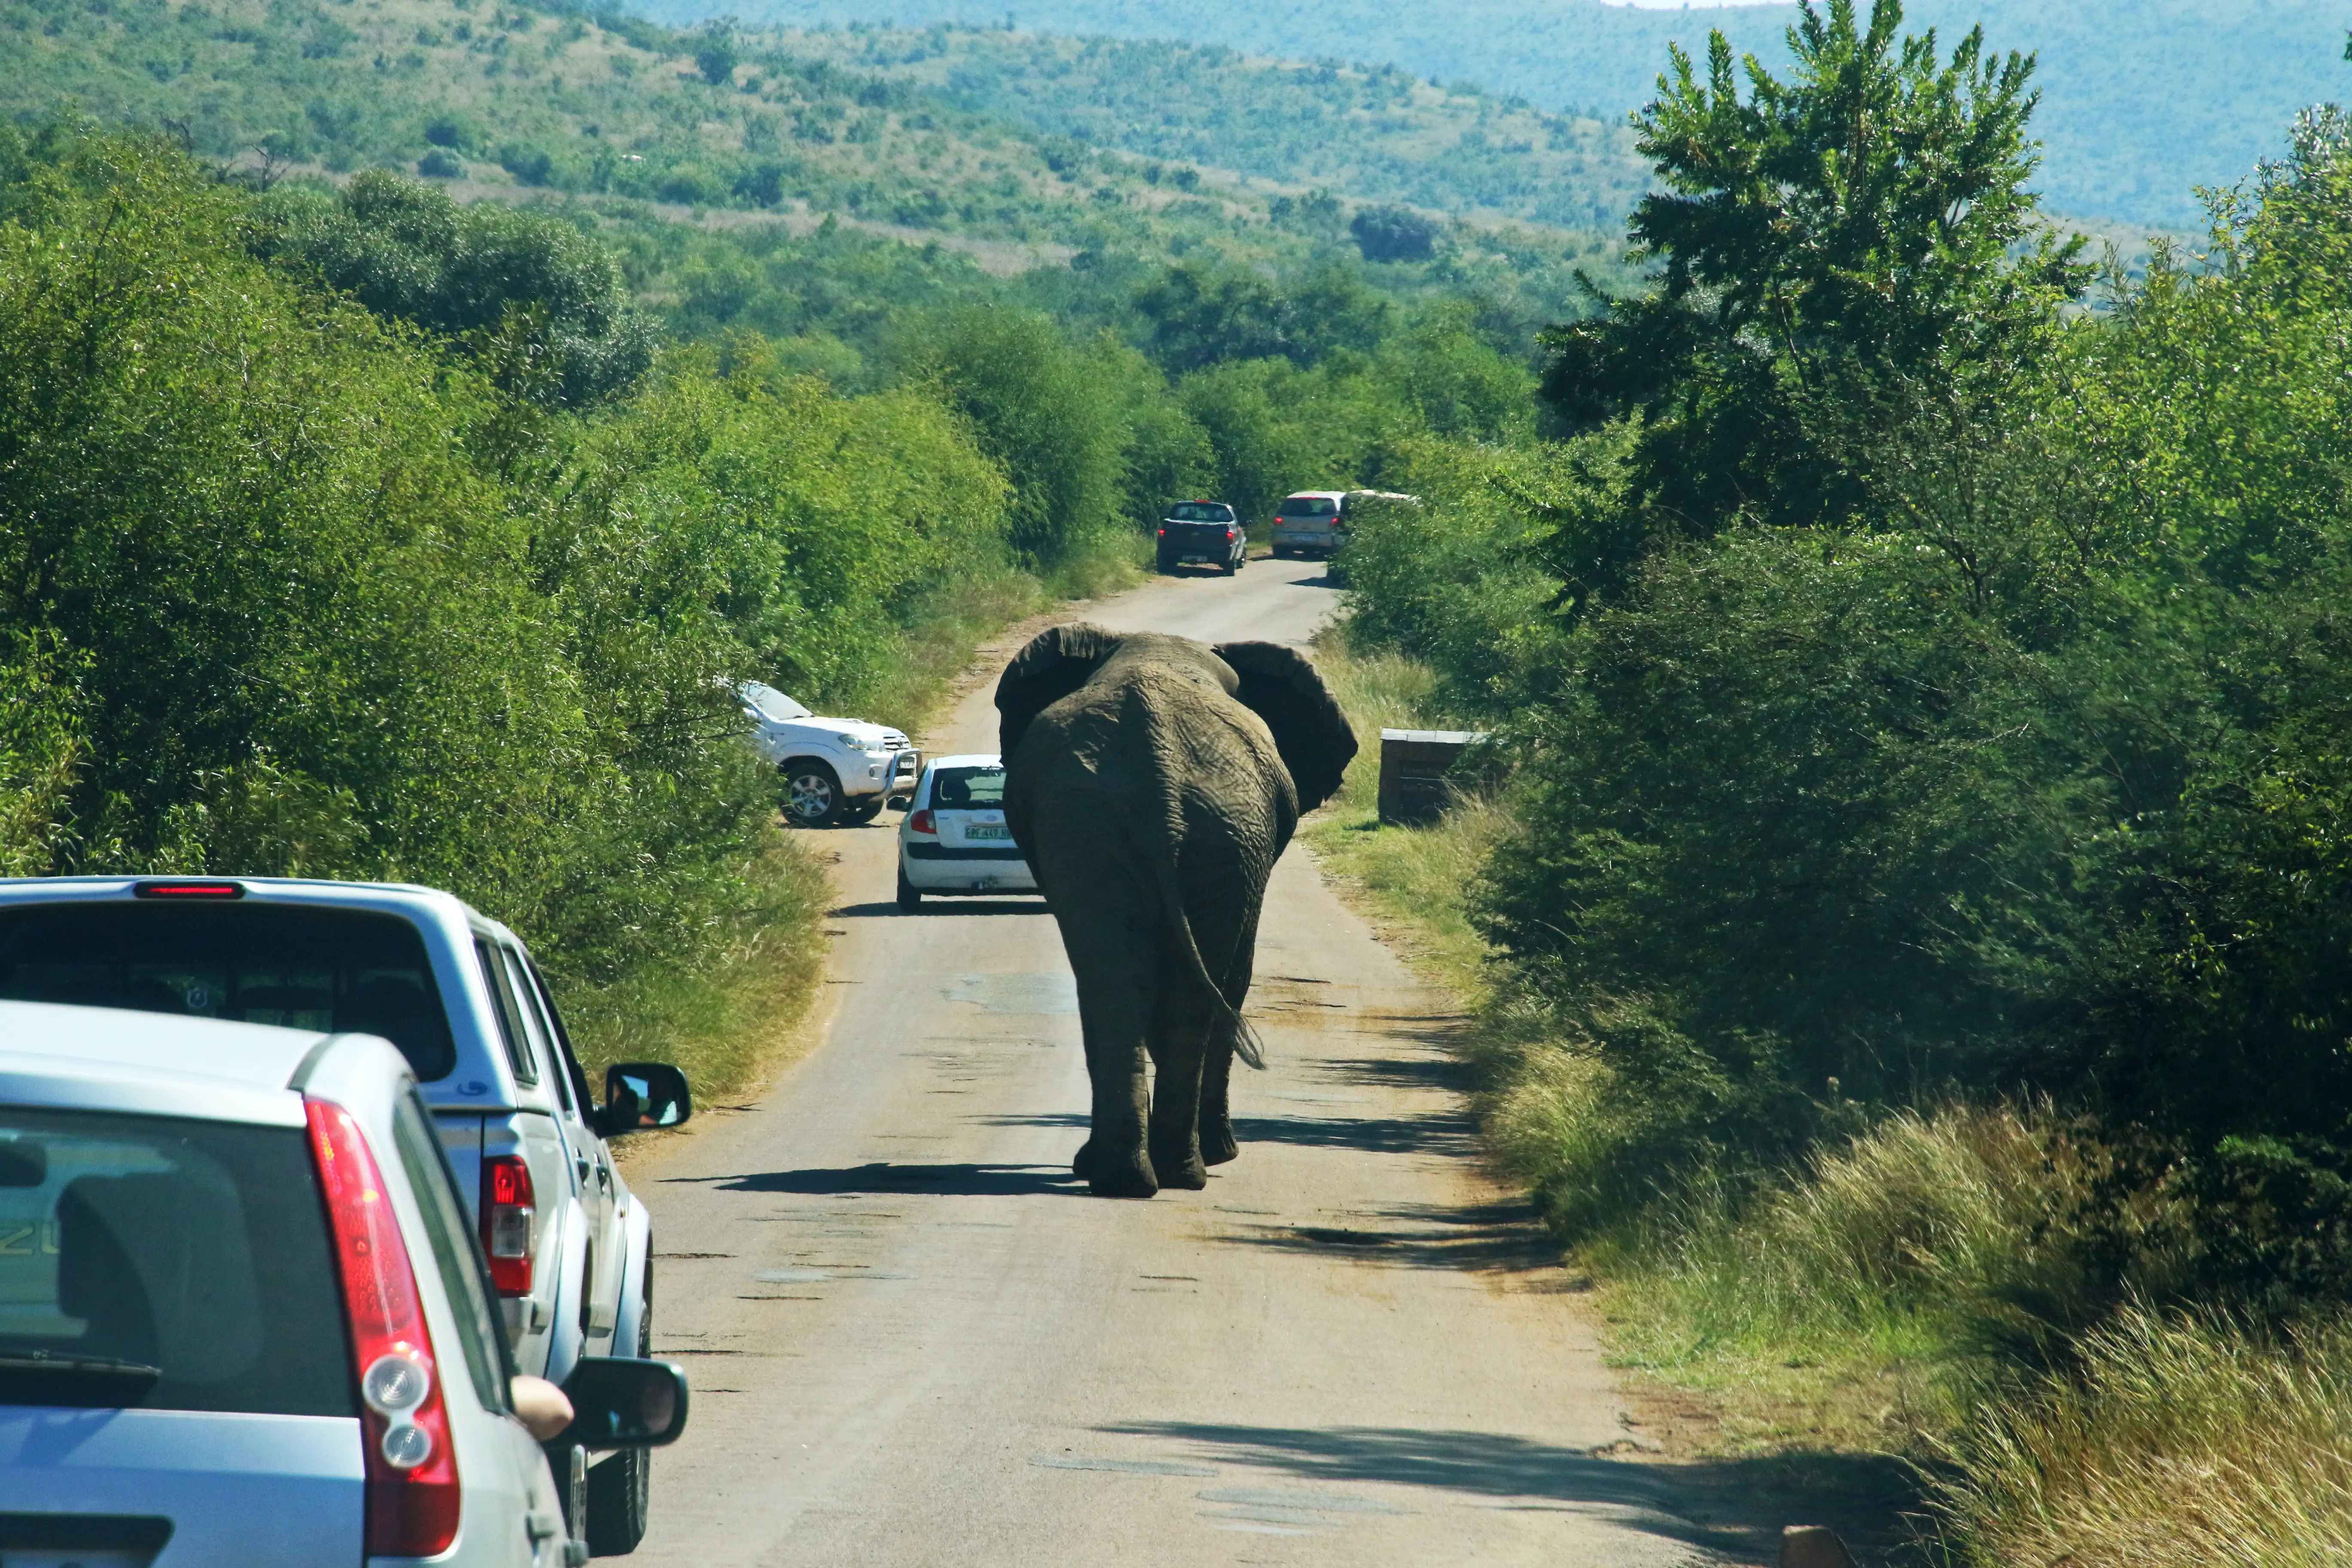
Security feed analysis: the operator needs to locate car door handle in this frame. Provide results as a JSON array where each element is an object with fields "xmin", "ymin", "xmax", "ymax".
[
  {"xmin": 575, "ymin": 1157, "xmax": 591, "ymax": 1187},
  {"xmin": 527, "ymin": 1510, "xmax": 564, "ymax": 1540}
]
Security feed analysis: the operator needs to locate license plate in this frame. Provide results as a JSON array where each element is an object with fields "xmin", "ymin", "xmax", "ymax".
[{"xmin": 965, "ymin": 825, "xmax": 1009, "ymax": 841}]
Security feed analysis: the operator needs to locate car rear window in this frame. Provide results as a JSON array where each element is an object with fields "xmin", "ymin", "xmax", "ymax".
[
  {"xmin": 931, "ymin": 766, "xmax": 1006, "ymax": 810},
  {"xmin": 0, "ymin": 903, "xmax": 458, "ymax": 1081},
  {"xmin": 1167, "ymin": 503, "xmax": 1233, "ymax": 521},
  {"xmin": 1281, "ymin": 496, "xmax": 1339, "ymax": 517},
  {"xmin": 0, "ymin": 1107, "xmax": 355, "ymax": 1418}
]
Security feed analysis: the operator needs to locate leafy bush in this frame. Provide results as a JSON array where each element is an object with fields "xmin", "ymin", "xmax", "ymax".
[
  {"xmin": 257, "ymin": 170, "xmax": 655, "ymax": 406},
  {"xmin": 417, "ymin": 147, "xmax": 463, "ymax": 178},
  {"xmin": 893, "ymin": 304, "xmax": 1127, "ymax": 566},
  {"xmin": 1350, "ymin": 202, "xmax": 1438, "ymax": 262},
  {"xmin": 0, "ymin": 132, "xmax": 760, "ymax": 988}
]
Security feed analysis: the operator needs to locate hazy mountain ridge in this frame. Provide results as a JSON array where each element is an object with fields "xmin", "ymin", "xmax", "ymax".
[
  {"xmin": 643, "ymin": 0, "xmax": 2352, "ymax": 231},
  {"xmin": 763, "ymin": 26, "xmax": 1654, "ymax": 230}
]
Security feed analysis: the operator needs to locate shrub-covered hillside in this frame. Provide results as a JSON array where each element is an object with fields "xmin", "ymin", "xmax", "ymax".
[
  {"xmin": 0, "ymin": 0, "xmax": 1633, "ymax": 373},
  {"xmin": 663, "ymin": 0, "xmax": 2352, "ymax": 232},
  {"xmin": 766, "ymin": 25, "xmax": 1651, "ymax": 232}
]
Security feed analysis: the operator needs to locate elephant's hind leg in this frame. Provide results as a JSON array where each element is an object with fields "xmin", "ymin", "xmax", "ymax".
[
  {"xmin": 1038, "ymin": 836, "xmax": 1161, "ymax": 1199},
  {"xmin": 1146, "ymin": 978, "xmax": 1213, "ymax": 1191},
  {"xmin": 1199, "ymin": 1035, "xmax": 1239, "ymax": 1167}
]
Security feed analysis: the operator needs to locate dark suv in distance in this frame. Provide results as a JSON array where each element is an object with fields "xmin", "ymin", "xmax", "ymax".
[{"xmin": 1156, "ymin": 500, "xmax": 1246, "ymax": 576}]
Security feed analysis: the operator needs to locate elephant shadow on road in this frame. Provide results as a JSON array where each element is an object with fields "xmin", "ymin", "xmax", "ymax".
[
  {"xmin": 672, "ymin": 1162, "xmax": 1087, "ymax": 1199},
  {"xmin": 828, "ymin": 900, "xmax": 1049, "ymax": 920},
  {"xmin": 1093, "ymin": 1419, "xmax": 1923, "ymax": 1565}
]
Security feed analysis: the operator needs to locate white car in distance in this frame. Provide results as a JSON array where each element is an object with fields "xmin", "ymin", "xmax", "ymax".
[
  {"xmin": 896, "ymin": 755, "xmax": 1038, "ymax": 910},
  {"xmin": 0, "ymin": 1000, "xmax": 689, "ymax": 1568},
  {"xmin": 736, "ymin": 681, "xmax": 920, "ymax": 827}
]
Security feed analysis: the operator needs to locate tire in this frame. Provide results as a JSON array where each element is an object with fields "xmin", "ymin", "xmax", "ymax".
[
  {"xmin": 782, "ymin": 763, "xmax": 842, "ymax": 827},
  {"xmin": 1156, "ymin": 553, "xmax": 1176, "ymax": 575},
  {"xmin": 896, "ymin": 867, "xmax": 923, "ymax": 913},
  {"xmin": 1219, "ymin": 554, "xmax": 1238, "ymax": 576},
  {"xmin": 584, "ymin": 1268, "xmax": 653, "ymax": 1554}
]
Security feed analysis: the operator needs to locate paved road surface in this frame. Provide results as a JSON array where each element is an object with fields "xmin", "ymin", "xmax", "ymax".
[{"xmin": 629, "ymin": 558, "xmax": 1754, "ymax": 1567}]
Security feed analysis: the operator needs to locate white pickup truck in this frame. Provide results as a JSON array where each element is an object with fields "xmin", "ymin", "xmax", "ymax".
[{"xmin": 737, "ymin": 681, "xmax": 921, "ymax": 827}]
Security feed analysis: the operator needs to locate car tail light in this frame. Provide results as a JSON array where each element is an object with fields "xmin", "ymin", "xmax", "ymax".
[
  {"xmin": 1225, "ymin": 527, "xmax": 1237, "ymax": 539},
  {"xmin": 1157, "ymin": 527, "xmax": 1166, "ymax": 536},
  {"xmin": 480, "ymin": 1156, "xmax": 534, "ymax": 1296},
  {"xmin": 907, "ymin": 808, "xmax": 937, "ymax": 836},
  {"xmin": 131, "ymin": 879, "xmax": 244, "ymax": 899},
  {"xmin": 306, "ymin": 1099, "xmax": 462, "ymax": 1559}
]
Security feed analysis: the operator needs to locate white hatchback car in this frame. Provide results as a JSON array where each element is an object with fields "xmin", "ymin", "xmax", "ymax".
[
  {"xmin": 895, "ymin": 754, "xmax": 1038, "ymax": 910},
  {"xmin": 0, "ymin": 1000, "xmax": 688, "ymax": 1567}
]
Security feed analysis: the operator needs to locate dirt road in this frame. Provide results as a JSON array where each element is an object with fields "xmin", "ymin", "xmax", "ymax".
[{"xmin": 630, "ymin": 558, "xmax": 1757, "ymax": 1566}]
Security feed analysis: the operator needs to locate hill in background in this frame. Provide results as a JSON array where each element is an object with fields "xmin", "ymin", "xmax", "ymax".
[
  {"xmin": 1, "ymin": 0, "xmax": 1632, "ymax": 371},
  {"xmin": 645, "ymin": 0, "xmax": 2352, "ymax": 233},
  {"xmin": 764, "ymin": 26, "xmax": 1652, "ymax": 232}
]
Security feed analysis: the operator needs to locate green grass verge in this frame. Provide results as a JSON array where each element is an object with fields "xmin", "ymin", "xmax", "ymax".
[{"xmin": 1299, "ymin": 633, "xmax": 1504, "ymax": 1002}]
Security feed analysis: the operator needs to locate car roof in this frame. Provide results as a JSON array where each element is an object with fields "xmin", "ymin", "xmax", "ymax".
[
  {"xmin": 0, "ymin": 874, "xmax": 494, "ymax": 932},
  {"xmin": 927, "ymin": 753, "xmax": 1003, "ymax": 771},
  {"xmin": 0, "ymin": 998, "xmax": 342, "ymax": 1126},
  {"xmin": 1282, "ymin": 491, "xmax": 1347, "ymax": 501},
  {"xmin": 0, "ymin": 873, "xmax": 475, "ymax": 909}
]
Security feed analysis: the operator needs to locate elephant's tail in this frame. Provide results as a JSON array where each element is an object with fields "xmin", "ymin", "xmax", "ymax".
[{"xmin": 1152, "ymin": 851, "xmax": 1268, "ymax": 1072}]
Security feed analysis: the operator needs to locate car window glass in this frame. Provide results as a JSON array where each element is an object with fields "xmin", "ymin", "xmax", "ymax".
[
  {"xmin": 0, "ymin": 904, "xmax": 458, "ymax": 1080},
  {"xmin": 0, "ymin": 1106, "xmax": 352, "ymax": 1417},
  {"xmin": 1168, "ymin": 502, "xmax": 1231, "ymax": 521},
  {"xmin": 522, "ymin": 959, "xmax": 598, "ymax": 1123},
  {"xmin": 1283, "ymin": 496, "xmax": 1339, "ymax": 516},
  {"xmin": 932, "ymin": 767, "xmax": 1006, "ymax": 810},
  {"xmin": 738, "ymin": 681, "xmax": 811, "ymax": 722},
  {"xmin": 473, "ymin": 939, "xmax": 538, "ymax": 1087},
  {"xmin": 499, "ymin": 948, "xmax": 573, "ymax": 1115},
  {"xmin": 390, "ymin": 1093, "xmax": 508, "ymax": 1414}
]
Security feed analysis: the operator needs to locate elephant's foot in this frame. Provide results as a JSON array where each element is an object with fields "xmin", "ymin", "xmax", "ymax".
[
  {"xmin": 1149, "ymin": 1137, "xmax": 1208, "ymax": 1190},
  {"xmin": 1089, "ymin": 1145, "xmax": 1160, "ymax": 1199},
  {"xmin": 1071, "ymin": 1139, "xmax": 1099, "ymax": 1182},
  {"xmin": 1201, "ymin": 1121, "xmax": 1239, "ymax": 1167}
]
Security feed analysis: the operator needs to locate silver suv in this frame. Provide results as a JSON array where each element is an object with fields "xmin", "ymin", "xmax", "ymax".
[{"xmin": 0, "ymin": 876, "xmax": 690, "ymax": 1556}]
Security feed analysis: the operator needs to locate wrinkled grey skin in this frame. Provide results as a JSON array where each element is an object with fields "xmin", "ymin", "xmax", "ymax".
[{"xmin": 996, "ymin": 625, "xmax": 1357, "ymax": 1197}]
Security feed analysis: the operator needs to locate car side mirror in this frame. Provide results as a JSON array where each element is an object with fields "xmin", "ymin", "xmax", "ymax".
[
  {"xmin": 555, "ymin": 1357, "xmax": 690, "ymax": 1450},
  {"xmin": 600, "ymin": 1061, "xmax": 692, "ymax": 1135}
]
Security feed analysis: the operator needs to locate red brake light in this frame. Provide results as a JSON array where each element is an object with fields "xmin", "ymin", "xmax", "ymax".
[
  {"xmin": 480, "ymin": 1156, "xmax": 534, "ymax": 1297},
  {"xmin": 306, "ymin": 1099, "xmax": 461, "ymax": 1559},
  {"xmin": 1225, "ymin": 527, "xmax": 1237, "ymax": 539},
  {"xmin": 907, "ymin": 808, "xmax": 937, "ymax": 836},
  {"xmin": 132, "ymin": 879, "xmax": 244, "ymax": 900},
  {"xmin": 1157, "ymin": 527, "xmax": 1165, "ymax": 536}
]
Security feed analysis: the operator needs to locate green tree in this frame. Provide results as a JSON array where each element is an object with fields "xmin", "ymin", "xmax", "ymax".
[
  {"xmin": 257, "ymin": 171, "xmax": 655, "ymax": 406},
  {"xmin": 1539, "ymin": 0, "xmax": 2089, "ymax": 553},
  {"xmin": 896, "ymin": 306, "xmax": 1126, "ymax": 566}
]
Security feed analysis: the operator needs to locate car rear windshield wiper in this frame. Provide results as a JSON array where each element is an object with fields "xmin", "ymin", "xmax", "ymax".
[{"xmin": 0, "ymin": 1350, "xmax": 163, "ymax": 1384}]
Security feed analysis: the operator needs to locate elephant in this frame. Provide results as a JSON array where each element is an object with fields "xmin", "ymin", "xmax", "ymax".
[{"xmin": 995, "ymin": 624, "xmax": 1358, "ymax": 1197}]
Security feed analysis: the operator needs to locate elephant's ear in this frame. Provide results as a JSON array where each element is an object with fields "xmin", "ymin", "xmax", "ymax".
[
  {"xmin": 995, "ymin": 622, "xmax": 1120, "ymax": 756},
  {"xmin": 1214, "ymin": 641, "xmax": 1358, "ymax": 813}
]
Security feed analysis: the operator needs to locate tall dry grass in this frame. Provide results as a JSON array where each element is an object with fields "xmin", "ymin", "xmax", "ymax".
[{"xmin": 1935, "ymin": 1307, "xmax": 2352, "ymax": 1566}]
